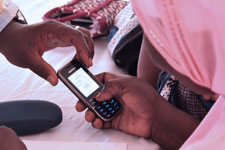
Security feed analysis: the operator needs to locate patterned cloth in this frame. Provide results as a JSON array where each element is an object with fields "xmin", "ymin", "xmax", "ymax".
[
  {"xmin": 44, "ymin": 0, "xmax": 128, "ymax": 37},
  {"xmin": 0, "ymin": 0, "xmax": 18, "ymax": 32},
  {"xmin": 158, "ymin": 72, "xmax": 212, "ymax": 120},
  {"xmin": 108, "ymin": 3, "xmax": 139, "ymax": 55},
  {"xmin": 67, "ymin": 0, "xmax": 128, "ymax": 30},
  {"xmin": 177, "ymin": 83, "xmax": 208, "ymax": 120},
  {"xmin": 159, "ymin": 74, "xmax": 176, "ymax": 101}
]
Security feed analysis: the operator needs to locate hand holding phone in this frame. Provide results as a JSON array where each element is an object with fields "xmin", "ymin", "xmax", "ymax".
[{"xmin": 57, "ymin": 60, "xmax": 121, "ymax": 121}]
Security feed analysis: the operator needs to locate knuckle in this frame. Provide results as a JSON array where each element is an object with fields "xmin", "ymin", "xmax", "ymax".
[
  {"xmin": 0, "ymin": 126, "xmax": 11, "ymax": 132},
  {"xmin": 0, "ymin": 126, "xmax": 15, "ymax": 136},
  {"xmin": 84, "ymin": 30, "xmax": 91, "ymax": 37},
  {"xmin": 40, "ymin": 20, "xmax": 58, "ymax": 29},
  {"xmin": 72, "ymin": 30, "xmax": 83, "ymax": 40},
  {"xmin": 46, "ymin": 20, "xmax": 58, "ymax": 25},
  {"xmin": 105, "ymin": 81, "xmax": 113, "ymax": 90},
  {"xmin": 82, "ymin": 34, "xmax": 89, "ymax": 42}
]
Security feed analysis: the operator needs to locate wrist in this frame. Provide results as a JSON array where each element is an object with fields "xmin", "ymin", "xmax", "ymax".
[
  {"xmin": 0, "ymin": 20, "xmax": 19, "ymax": 53},
  {"xmin": 150, "ymin": 96, "xmax": 200, "ymax": 149},
  {"xmin": 0, "ymin": 9, "xmax": 27, "ymax": 53},
  {"xmin": 0, "ymin": 18, "xmax": 27, "ymax": 54}
]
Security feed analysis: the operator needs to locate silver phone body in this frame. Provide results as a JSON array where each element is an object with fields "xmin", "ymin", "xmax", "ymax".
[{"xmin": 57, "ymin": 60, "xmax": 121, "ymax": 121}]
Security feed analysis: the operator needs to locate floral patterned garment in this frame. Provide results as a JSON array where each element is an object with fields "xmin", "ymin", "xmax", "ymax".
[{"xmin": 158, "ymin": 72, "xmax": 211, "ymax": 120}]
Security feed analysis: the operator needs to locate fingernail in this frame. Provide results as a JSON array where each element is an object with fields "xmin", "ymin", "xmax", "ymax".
[
  {"xmin": 89, "ymin": 58, "xmax": 93, "ymax": 66},
  {"xmin": 47, "ymin": 75, "xmax": 56, "ymax": 86}
]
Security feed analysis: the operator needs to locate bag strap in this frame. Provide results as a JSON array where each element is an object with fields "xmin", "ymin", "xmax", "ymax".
[{"xmin": 43, "ymin": 0, "xmax": 114, "ymax": 22}]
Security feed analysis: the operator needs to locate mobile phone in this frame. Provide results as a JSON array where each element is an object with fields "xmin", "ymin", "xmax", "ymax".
[{"xmin": 57, "ymin": 60, "xmax": 121, "ymax": 121}]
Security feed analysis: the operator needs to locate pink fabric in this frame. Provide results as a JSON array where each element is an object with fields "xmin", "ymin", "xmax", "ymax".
[{"xmin": 131, "ymin": 0, "xmax": 225, "ymax": 149}]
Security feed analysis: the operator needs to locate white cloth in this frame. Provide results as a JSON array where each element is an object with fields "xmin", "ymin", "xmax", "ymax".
[{"xmin": 0, "ymin": 0, "xmax": 18, "ymax": 32}]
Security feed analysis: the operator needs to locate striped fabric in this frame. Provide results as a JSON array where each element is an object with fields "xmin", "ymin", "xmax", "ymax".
[{"xmin": 0, "ymin": 0, "xmax": 18, "ymax": 32}]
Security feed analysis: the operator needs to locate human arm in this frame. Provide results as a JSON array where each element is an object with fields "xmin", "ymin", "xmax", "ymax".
[
  {"xmin": 0, "ymin": 126, "xmax": 27, "ymax": 150},
  {"xmin": 0, "ymin": 19, "xmax": 94, "ymax": 86},
  {"xmin": 76, "ymin": 72, "xmax": 200, "ymax": 149},
  {"xmin": 150, "ymin": 93, "xmax": 200, "ymax": 149},
  {"xmin": 137, "ymin": 35, "xmax": 161, "ymax": 89}
]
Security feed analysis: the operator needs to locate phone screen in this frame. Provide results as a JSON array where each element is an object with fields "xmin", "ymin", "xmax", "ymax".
[{"xmin": 68, "ymin": 68, "xmax": 99, "ymax": 97}]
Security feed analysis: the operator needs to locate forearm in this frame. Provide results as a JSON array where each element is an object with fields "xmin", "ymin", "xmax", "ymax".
[
  {"xmin": 137, "ymin": 35, "xmax": 161, "ymax": 89},
  {"xmin": 150, "ymin": 97, "xmax": 200, "ymax": 149},
  {"xmin": 0, "ymin": 19, "xmax": 24, "ymax": 53}
]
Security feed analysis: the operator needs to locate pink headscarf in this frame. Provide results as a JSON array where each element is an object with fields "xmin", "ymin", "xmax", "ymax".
[{"xmin": 131, "ymin": 0, "xmax": 225, "ymax": 149}]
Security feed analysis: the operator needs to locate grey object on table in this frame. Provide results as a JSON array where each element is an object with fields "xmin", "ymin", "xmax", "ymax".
[{"xmin": 0, "ymin": 100, "xmax": 62, "ymax": 135}]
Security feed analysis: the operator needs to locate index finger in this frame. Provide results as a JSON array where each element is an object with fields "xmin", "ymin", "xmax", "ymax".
[
  {"xmin": 76, "ymin": 27, "xmax": 94, "ymax": 58},
  {"xmin": 48, "ymin": 21, "xmax": 93, "ymax": 67},
  {"xmin": 69, "ymin": 30, "xmax": 92, "ymax": 67}
]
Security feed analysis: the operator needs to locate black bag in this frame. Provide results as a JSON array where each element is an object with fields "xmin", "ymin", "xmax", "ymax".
[{"xmin": 107, "ymin": 3, "xmax": 143, "ymax": 76}]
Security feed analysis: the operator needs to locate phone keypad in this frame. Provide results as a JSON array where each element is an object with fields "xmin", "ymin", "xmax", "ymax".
[{"xmin": 94, "ymin": 98, "xmax": 121, "ymax": 119}]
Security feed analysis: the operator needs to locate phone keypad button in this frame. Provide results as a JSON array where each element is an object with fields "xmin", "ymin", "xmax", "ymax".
[
  {"xmin": 115, "ymin": 105, "xmax": 120, "ymax": 110},
  {"xmin": 94, "ymin": 98, "xmax": 121, "ymax": 120},
  {"xmin": 113, "ymin": 102, "xmax": 118, "ymax": 107},
  {"xmin": 106, "ymin": 114, "xmax": 111, "ymax": 118},
  {"xmin": 96, "ymin": 105, "xmax": 101, "ymax": 110},
  {"xmin": 111, "ymin": 110, "xmax": 115, "ymax": 114},
  {"xmin": 110, "ymin": 99, "xmax": 115, "ymax": 104}
]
